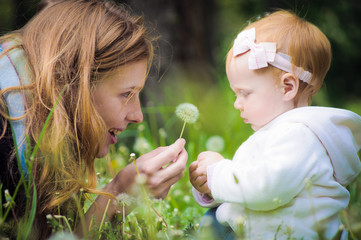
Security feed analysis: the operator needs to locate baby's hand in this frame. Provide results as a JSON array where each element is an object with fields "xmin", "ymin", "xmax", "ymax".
[{"xmin": 189, "ymin": 151, "xmax": 224, "ymax": 194}]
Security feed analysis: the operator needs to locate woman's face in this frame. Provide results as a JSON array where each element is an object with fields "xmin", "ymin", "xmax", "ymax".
[{"xmin": 93, "ymin": 60, "xmax": 147, "ymax": 158}]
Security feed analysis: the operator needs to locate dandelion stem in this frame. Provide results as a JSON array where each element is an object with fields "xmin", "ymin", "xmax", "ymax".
[
  {"xmin": 98, "ymin": 199, "xmax": 111, "ymax": 236},
  {"xmin": 179, "ymin": 121, "xmax": 186, "ymax": 138},
  {"xmin": 133, "ymin": 161, "xmax": 140, "ymax": 175},
  {"xmin": 151, "ymin": 206, "xmax": 168, "ymax": 231},
  {"xmin": 53, "ymin": 215, "xmax": 72, "ymax": 233},
  {"xmin": 122, "ymin": 204, "xmax": 125, "ymax": 238}
]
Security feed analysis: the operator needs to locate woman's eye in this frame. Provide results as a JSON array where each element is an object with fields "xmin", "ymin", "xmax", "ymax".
[{"xmin": 122, "ymin": 92, "xmax": 132, "ymax": 98}]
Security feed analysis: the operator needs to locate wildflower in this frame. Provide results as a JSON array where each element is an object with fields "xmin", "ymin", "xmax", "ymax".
[
  {"xmin": 234, "ymin": 216, "xmax": 246, "ymax": 226},
  {"xmin": 138, "ymin": 124, "xmax": 145, "ymax": 132},
  {"xmin": 159, "ymin": 128, "xmax": 167, "ymax": 146},
  {"xmin": 114, "ymin": 193, "xmax": 135, "ymax": 207},
  {"xmin": 129, "ymin": 152, "xmax": 136, "ymax": 163},
  {"xmin": 48, "ymin": 231, "xmax": 78, "ymax": 240},
  {"xmin": 3, "ymin": 189, "xmax": 12, "ymax": 208},
  {"xmin": 175, "ymin": 103, "xmax": 199, "ymax": 124},
  {"xmin": 205, "ymin": 135, "xmax": 225, "ymax": 152},
  {"xmin": 4, "ymin": 189, "xmax": 11, "ymax": 202},
  {"xmin": 273, "ymin": 197, "xmax": 282, "ymax": 205},
  {"xmin": 304, "ymin": 177, "xmax": 312, "ymax": 189},
  {"xmin": 135, "ymin": 173, "xmax": 147, "ymax": 185},
  {"xmin": 175, "ymin": 103, "xmax": 199, "ymax": 138},
  {"xmin": 158, "ymin": 128, "xmax": 167, "ymax": 139},
  {"xmin": 134, "ymin": 137, "xmax": 152, "ymax": 155},
  {"xmin": 233, "ymin": 173, "xmax": 239, "ymax": 184},
  {"xmin": 173, "ymin": 189, "xmax": 182, "ymax": 196}
]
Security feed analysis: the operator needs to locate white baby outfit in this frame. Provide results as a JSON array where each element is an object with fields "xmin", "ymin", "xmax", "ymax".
[{"xmin": 193, "ymin": 106, "xmax": 361, "ymax": 239}]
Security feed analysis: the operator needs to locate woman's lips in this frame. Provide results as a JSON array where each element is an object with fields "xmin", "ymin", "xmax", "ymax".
[{"xmin": 109, "ymin": 132, "xmax": 118, "ymax": 144}]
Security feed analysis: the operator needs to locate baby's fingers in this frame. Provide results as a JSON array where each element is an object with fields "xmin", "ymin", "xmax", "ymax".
[{"xmin": 189, "ymin": 161, "xmax": 198, "ymax": 173}]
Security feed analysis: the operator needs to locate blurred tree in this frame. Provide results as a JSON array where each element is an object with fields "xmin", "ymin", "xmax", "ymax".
[
  {"xmin": 0, "ymin": 0, "xmax": 14, "ymax": 33},
  {"xmin": 14, "ymin": 0, "xmax": 39, "ymax": 29},
  {"xmin": 2, "ymin": 0, "xmax": 360, "ymax": 104},
  {"xmin": 124, "ymin": 0, "xmax": 217, "ymax": 84}
]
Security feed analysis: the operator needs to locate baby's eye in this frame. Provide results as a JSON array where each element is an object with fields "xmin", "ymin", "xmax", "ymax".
[{"xmin": 239, "ymin": 90, "xmax": 250, "ymax": 97}]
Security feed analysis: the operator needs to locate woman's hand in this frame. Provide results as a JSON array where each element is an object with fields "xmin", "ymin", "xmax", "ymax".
[
  {"xmin": 135, "ymin": 138, "xmax": 188, "ymax": 199},
  {"xmin": 189, "ymin": 151, "xmax": 223, "ymax": 194},
  {"xmin": 77, "ymin": 139, "xmax": 188, "ymax": 237}
]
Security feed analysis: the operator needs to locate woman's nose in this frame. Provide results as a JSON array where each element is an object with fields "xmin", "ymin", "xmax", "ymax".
[{"xmin": 128, "ymin": 98, "xmax": 143, "ymax": 123}]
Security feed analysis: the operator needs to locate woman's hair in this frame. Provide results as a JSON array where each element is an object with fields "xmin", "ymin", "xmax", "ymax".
[
  {"xmin": 0, "ymin": 0, "xmax": 153, "ymax": 234},
  {"xmin": 241, "ymin": 10, "xmax": 332, "ymax": 102}
]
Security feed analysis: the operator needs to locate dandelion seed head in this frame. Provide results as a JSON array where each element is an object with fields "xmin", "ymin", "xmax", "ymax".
[
  {"xmin": 115, "ymin": 193, "xmax": 135, "ymax": 207},
  {"xmin": 4, "ymin": 189, "xmax": 12, "ymax": 202},
  {"xmin": 135, "ymin": 173, "xmax": 147, "ymax": 185},
  {"xmin": 201, "ymin": 215, "xmax": 213, "ymax": 227},
  {"xmin": 173, "ymin": 189, "xmax": 182, "ymax": 196},
  {"xmin": 129, "ymin": 152, "xmax": 136, "ymax": 162},
  {"xmin": 175, "ymin": 103, "xmax": 199, "ymax": 124},
  {"xmin": 234, "ymin": 216, "xmax": 246, "ymax": 226},
  {"xmin": 158, "ymin": 128, "xmax": 167, "ymax": 138},
  {"xmin": 134, "ymin": 137, "xmax": 152, "ymax": 154},
  {"xmin": 304, "ymin": 178, "xmax": 312, "ymax": 189},
  {"xmin": 4, "ymin": 189, "xmax": 10, "ymax": 196},
  {"xmin": 118, "ymin": 145, "xmax": 129, "ymax": 153},
  {"xmin": 138, "ymin": 124, "xmax": 145, "ymax": 131},
  {"xmin": 206, "ymin": 135, "xmax": 225, "ymax": 152},
  {"xmin": 48, "ymin": 232, "xmax": 78, "ymax": 240},
  {"xmin": 273, "ymin": 197, "xmax": 282, "ymax": 205}
]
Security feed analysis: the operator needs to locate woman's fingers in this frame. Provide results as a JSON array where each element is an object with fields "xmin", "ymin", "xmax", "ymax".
[
  {"xmin": 138, "ymin": 138, "xmax": 186, "ymax": 173},
  {"xmin": 147, "ymin": 171, "xmax": 184, "ymax": 199},
  {"xmin": 134, "ymin": 139, "xmax": 188, "ymax": 199},
  {"xmin": 147, "ymin": 148, "xmax": 188, "ymax": 186}
]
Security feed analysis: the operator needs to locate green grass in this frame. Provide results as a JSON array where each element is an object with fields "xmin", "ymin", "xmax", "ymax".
[{"xmin": 1, "ymin": 78, "xmax": 361, "ymax": 239}]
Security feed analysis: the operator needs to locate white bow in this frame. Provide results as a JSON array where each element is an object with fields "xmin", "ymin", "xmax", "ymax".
[
  {"xmin": 232, "ymin": 27, "xmax": 313, "ymax": 84},
  {"xmin": 233, "ymin": 28, "xmax": 276, "ymax": 70}
]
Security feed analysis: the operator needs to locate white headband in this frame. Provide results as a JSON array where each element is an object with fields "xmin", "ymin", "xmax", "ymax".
[{"xmin": 233, "ymin": 27, "xmax": 313, "ymax": 84}]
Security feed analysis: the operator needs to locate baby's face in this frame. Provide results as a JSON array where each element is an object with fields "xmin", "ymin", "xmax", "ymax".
[{"xmin": 226, "ymin": 50, "xmax": 292, "ymax": 131}]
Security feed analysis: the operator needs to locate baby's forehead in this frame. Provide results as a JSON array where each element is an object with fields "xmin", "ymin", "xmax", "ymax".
[{"xmin": 225, "ymin": 48, "xmax": 238, "ymax": 70}]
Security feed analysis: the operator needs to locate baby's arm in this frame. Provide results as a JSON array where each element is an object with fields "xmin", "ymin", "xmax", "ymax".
[{"xmin": 189, "ymin": 151, "xmax": 224, "ymax": 195}]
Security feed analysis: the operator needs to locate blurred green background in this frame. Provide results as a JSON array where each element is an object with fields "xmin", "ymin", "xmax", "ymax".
[
  {"xmin": 2, "ymin": 0, "xmax": 361, "ymax": 158},
  {"xmin": 1, "ymin": 0, "xmax": 360, "ymax": 106},
  {"xmin": 1, "ymin": 1, "xmax": 361, "ymax": 237}
]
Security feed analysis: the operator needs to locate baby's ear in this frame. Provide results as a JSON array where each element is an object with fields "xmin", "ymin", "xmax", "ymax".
[{"xmin": 280, "ymin": 73, "xmax": 299, "ymax": 101}]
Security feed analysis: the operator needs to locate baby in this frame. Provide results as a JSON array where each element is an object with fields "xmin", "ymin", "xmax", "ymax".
[{"xmin": 190, "ymin": 10, "xmax": 361, "ymax": 240}]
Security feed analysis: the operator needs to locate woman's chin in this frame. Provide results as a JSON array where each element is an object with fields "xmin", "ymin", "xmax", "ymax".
[{"xmin": 96, "ymin": 146, "xmax": 110, "ymax": 158}]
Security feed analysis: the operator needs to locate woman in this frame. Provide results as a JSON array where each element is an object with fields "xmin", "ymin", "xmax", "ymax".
[{"xmin": 0, "ymin": 0, "xmax": 188, "ymax": 238}]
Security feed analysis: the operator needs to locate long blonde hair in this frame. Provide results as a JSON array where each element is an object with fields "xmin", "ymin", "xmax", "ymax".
[
  {"xmin": 0, "ymin": 0, "xmax": 153, "ymax": 228},
  {"xmin": 242, "ymin": 10, "xmax": 332, "ymax": 102}
]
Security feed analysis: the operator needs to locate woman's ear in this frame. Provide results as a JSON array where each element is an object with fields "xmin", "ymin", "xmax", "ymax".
[{"xmin": 280, "ymin": 73, "xmax": 299, "ymax": 101}]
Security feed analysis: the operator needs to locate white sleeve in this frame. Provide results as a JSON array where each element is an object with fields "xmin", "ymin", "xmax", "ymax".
[
  {"xmin": 192, "ymin": 187, "xmax": 220, "ymax": 208},
  {"xmin": 209, "ymin": 123, "xmax": 324, "ymax": 211}
]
